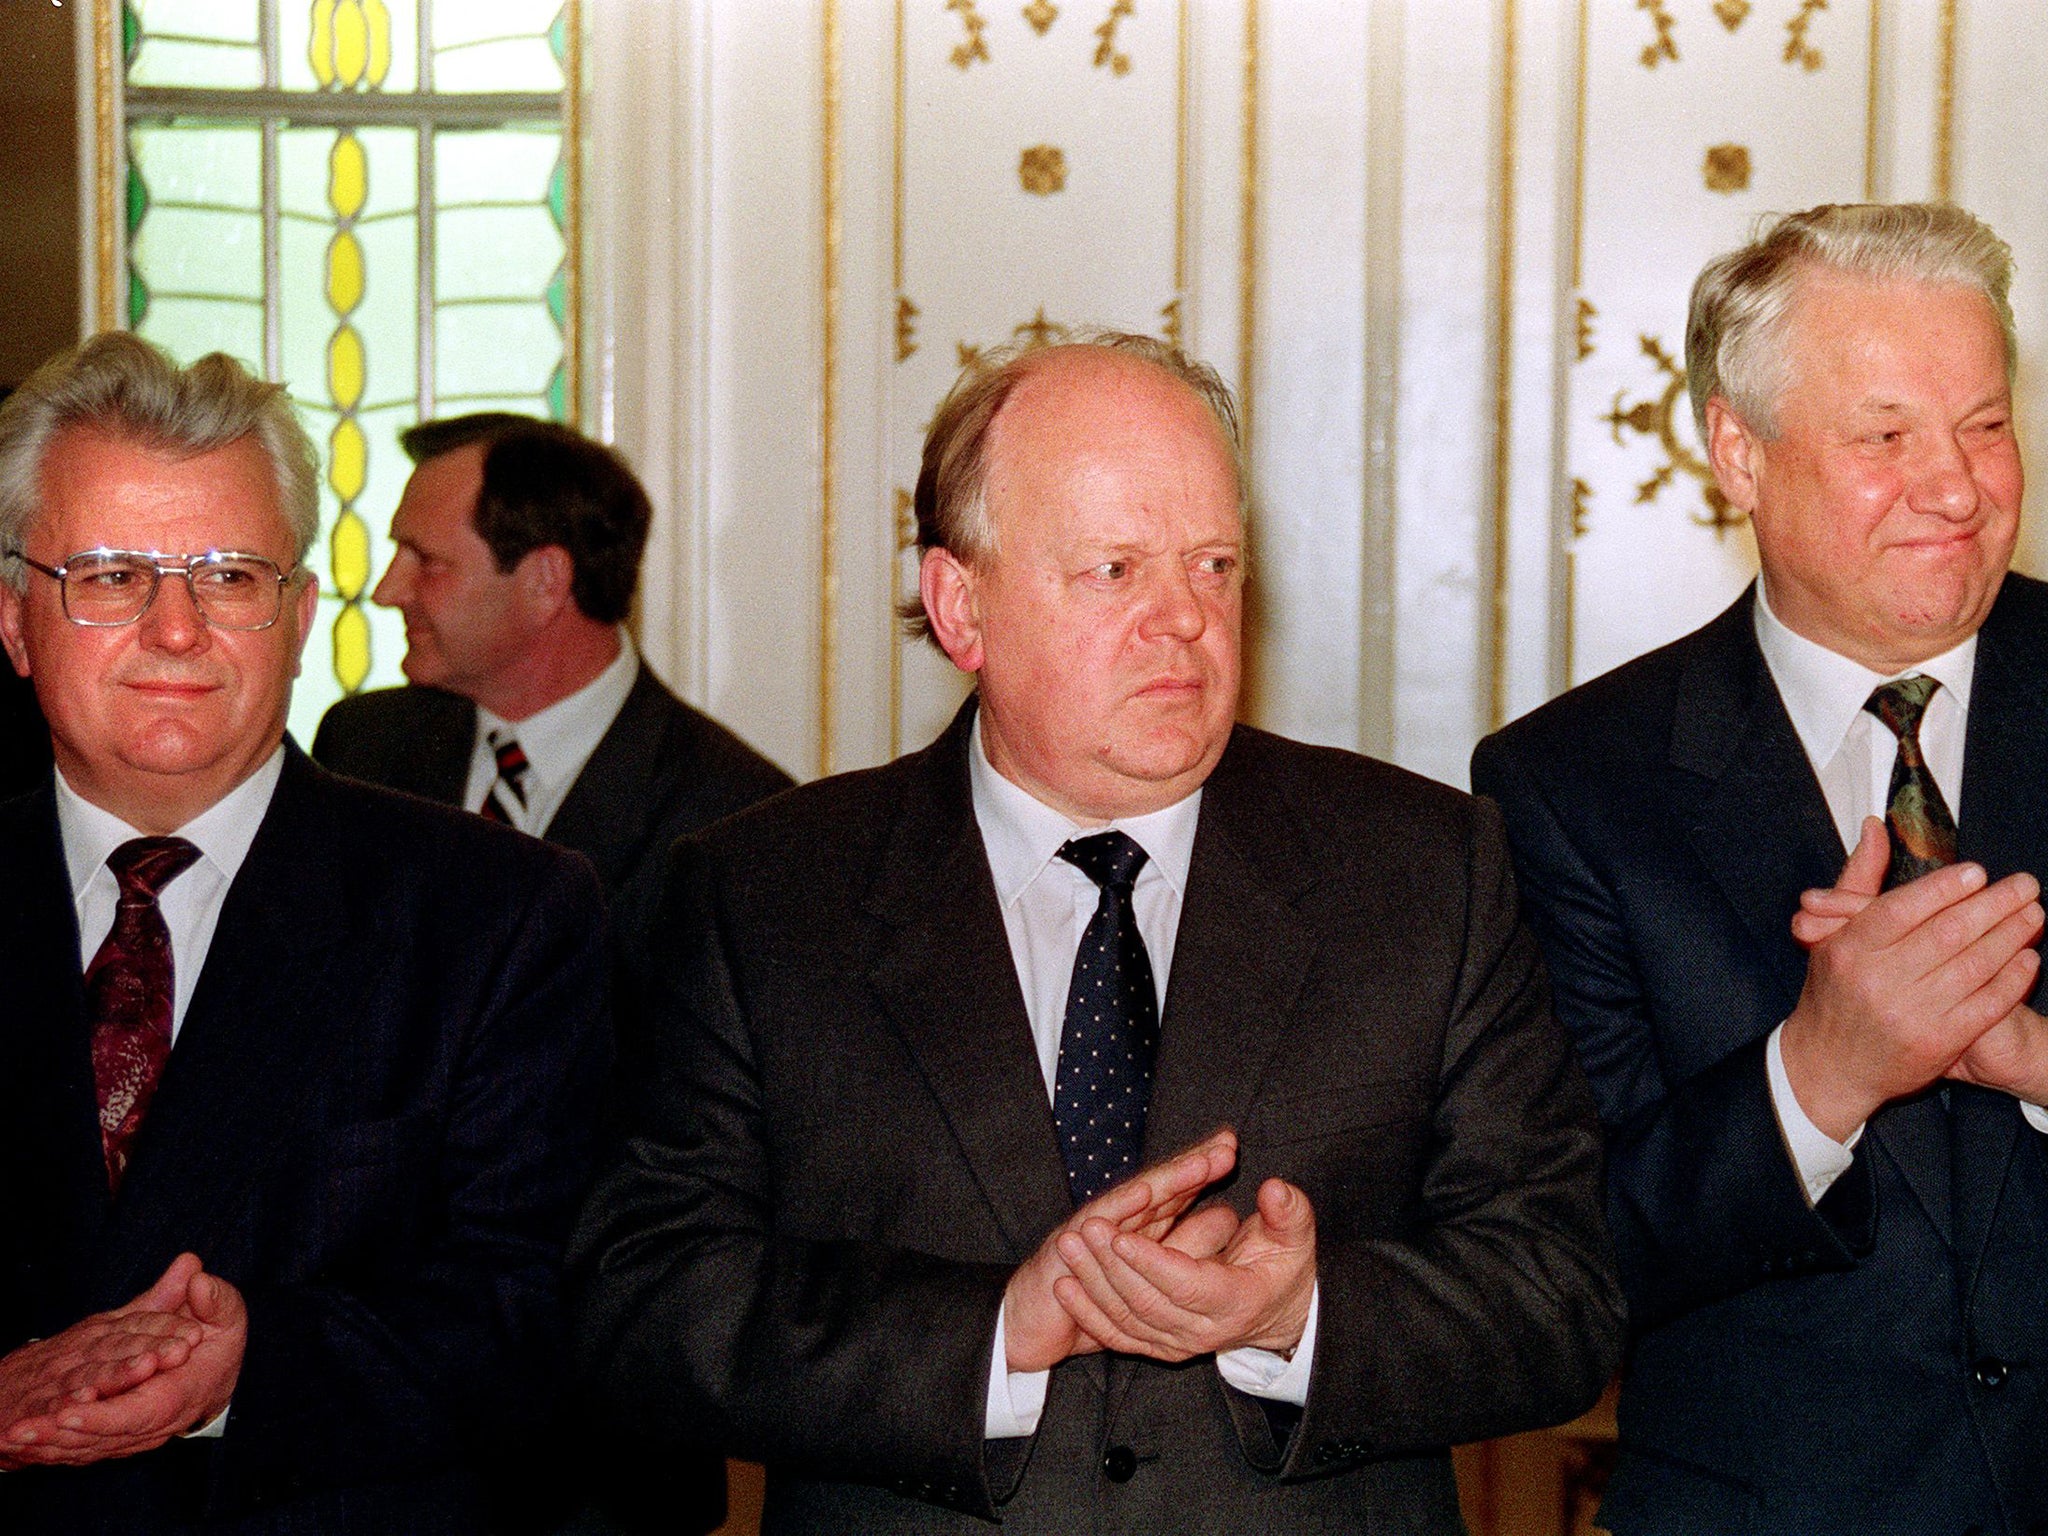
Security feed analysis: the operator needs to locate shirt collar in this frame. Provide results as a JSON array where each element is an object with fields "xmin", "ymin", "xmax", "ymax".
[
  {"xmin": 968, "ymin": 710, "xmax": 1201, "ymax": 907},
  {"xmin": 475, "ymin": 628, "xmax": 638, "ymax": 785},
  {"xmin": 1753, "ymin": 576, "xmax": 1977, "ymax": 765},
  {"xmin": 56, "ymin": 744, "xmax": 285, "ymax": 901}
]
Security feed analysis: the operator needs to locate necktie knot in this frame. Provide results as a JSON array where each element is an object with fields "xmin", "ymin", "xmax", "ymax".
[
  {"xmin": 1058, "ymin": 830, "xmax": 1149, "ymax": 893},
  {"xmin": 1864, "ymin": 674, "xmax": 1940, "ymax": 746},
  {"xmin": 107, "ymin": 836, "xmax": 200, "ymax": 904}
]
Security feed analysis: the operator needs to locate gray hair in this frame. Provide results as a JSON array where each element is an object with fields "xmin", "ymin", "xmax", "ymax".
[
  {"xmin": 0, "ymin": 332, "xmax": 320, "ymax": 590},
  {"xmin": 902, "ymin": 327, "xmax": 1248, "ymax": 642},
  {"xmin": 1686, "ymin": 201, "xmax": 2017, "ymax": 443}
]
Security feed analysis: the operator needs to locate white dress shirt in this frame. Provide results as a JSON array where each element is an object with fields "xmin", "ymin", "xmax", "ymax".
[
  {"xmin": 967, "ymin": 716, "xmax": 1319, "ymax": 1439},
  {"xmin": 58, "ymin": 745, "xmax": 283, "ymax": 1439},
  {"xmin": 1752, "ymin": 581, "xmax": 2048, "ymax": 1204},
  {"xmin": 463, "ymin": 628, "xmax": 637, "ymax": 835}
]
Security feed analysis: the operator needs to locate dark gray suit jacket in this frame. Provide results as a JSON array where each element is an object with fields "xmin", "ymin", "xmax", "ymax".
[
  {"xmin": 0, "ymin": 747, "xmax": 611, "ymax": 1534},
  {"xmin": 572, "ymin": 702, "xmax": 1622, "ymax": 1534},
  {"xmin": 1473, "ymin": 578, "xmax": 2048, "ymax": 1536}
]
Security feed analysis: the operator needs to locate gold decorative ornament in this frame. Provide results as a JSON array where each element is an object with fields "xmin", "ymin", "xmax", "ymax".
[
  {"xmin": 1576, "ymin": 297, "xmax": 1597, "ymax": 361},
  {"xmin": 1636, "ymin": 0, "xmax": 1678, "ymax": 68},
  {"xmin": 1601, "ymin": 335, "xmax": 1740, "ymax": 535},
  {"xmin": 895, "ymin": 488, "xmax": 917, "ymax": 550},
  {"xmin": 947, "ymin": 0, "xmax": 991, "ymax": 69},
  {"xmin": 1784, "ymin": 0, "xmax": 1826, "ymax": 71},
  {"xmin": 1019, "ymin": 144, "xmax": 1067, "ymax": 194},
  {"xmin": 1095, "ymin": 0, "xmax": 1134, "ymax": 75},
  {"xmin": 1024, "ymin": 0, "xmax": 1059, "ymax": 35},
  {"xmin": 309, "ymin": 0, "xmax": 393, "ymax": 92},
  {"xmin": 1703, "ymin": 143, "xmax": 1751, "ymax": 193},
  {"xmin": 956, "ymin": 308, "xmax": 1067, "ymax": 375},
  {"xmin": 1160, "ymin": 296, "xmax": 1182, "ymax": 348},
  {"xmin": 896, "ymin": 294, "xmax": 919, "ymax": 361},
  {"xmin": 1571, "ymin": 478, "xmax": 1592, "ymax": 538},
  {"xmin": 1714, "ymin": 0, "xmax": 1750, "ymax": 29}
]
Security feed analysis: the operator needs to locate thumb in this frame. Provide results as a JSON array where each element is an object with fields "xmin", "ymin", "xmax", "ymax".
[
  {"xmin": 130, "ymin": 1253, "xmax": 204, "ymax": 1314},
  {"xmin": 186, "ymin": 1271, "xmax": 247, "ymax": 1329},
  {"xmin": 1839, "ymin": 816, "xmax": 1889, "ymax": 898},
  {"xmin": 1256, "ymin": 1179, "xmax": 1315, "ymax": 1243}
]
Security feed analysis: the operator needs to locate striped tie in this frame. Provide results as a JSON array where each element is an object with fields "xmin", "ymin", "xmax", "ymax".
[{"xmin": 480, "ymin": 731, "xmax": 531, "ymax": 825}]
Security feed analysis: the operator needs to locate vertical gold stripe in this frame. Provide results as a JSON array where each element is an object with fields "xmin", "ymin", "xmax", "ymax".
[
  {"xmin": 819, "ymin": 0, "xmax": 841, "ymax": 779},
  {"xmin": 1175, "ymin": 0, "xmax": 1189, "ymax": 299},
  {"xmin": 1490, "ymin": 0, "xmax": 1517, "ymax": 732},
  {"xmin": 1238, "ymin": 0, "xmax": 1258, "ymax": 452},
  {"xmin": 1933, "ymin": 0, "xmax": 1956, "ymax": 200},
  {"xmin": 1569, "ymin": 0, "xmax": 1588, "ymax": 289},
  {"xmin": 1863, "ymin": 0, "xmax": 1880, "ymax": 200},
  {"xmin": 889, "ymin": 0, "xmax": 905, "ymax": 759},
  {"xmin": 95, "ymin": 0, "xmax": 119, "ymax": 331},
  {"xmin": 563, "ymin": 0, "xmax": 583, "ymax": 425}
]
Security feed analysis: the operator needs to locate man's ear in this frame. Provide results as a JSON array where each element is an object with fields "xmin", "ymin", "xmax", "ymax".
[
  {"xmin": 1703, "ymin": 395, "xmax": 1764, "ymax": 516},
  {"xmin": 0, "ymin": 583, "xmax": 30, "ymax": 679},
  {"xmin": 919, "ymin": 546, "xmax": 984, "ymax": 674},
  {"xmin": 517, "ymin": 545, "xmax": 576, "ymax": 621}
]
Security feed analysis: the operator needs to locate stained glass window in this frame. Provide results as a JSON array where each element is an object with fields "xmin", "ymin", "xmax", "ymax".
[{"xmin": 115, "ymin": 0, "xmax": 576, "ymax": 746}]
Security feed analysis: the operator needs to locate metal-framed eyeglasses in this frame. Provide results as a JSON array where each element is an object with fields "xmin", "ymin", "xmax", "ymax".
[{"xmin": 5, "ymin": 547, "xmax": 303, "ymax": 631}]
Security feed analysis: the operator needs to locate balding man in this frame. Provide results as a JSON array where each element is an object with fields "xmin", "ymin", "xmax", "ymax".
[{"xmin": 574, "ymin": 333, "xmax": 1621, "ymax": 1533}]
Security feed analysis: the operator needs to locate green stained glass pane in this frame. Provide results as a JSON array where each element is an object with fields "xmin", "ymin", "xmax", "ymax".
[
  {"xmin": 548, "ymin": 8, "xmax": 567, "ymax": 63},
  {"xmin": 435, "ymin": 125, "xmax": 558, "ymax": 204},
  {"xmin": 432, "ymin": 1, "xmax": 564, "ymax": 93},
  {"xmin": 132, "ymin": 0, "xmax": 257, "ymax": 39},
  {"xmin": 123, "ymin": 4, "xmax": 141, "ymax": 67},
  {"xmin": 277, "ymin": 0, "xmax": 421, "ymax": 93},
  {"xmin": 128, "ymin": 1, "xmax": 261, "ymax": 88},
  {"xmin": 135, "ymin": 296, "xmax": 264, "ymax": 374},
  {"xmin": 437, "ymin": 207, "xmax": 562, "ymax": 301},
  {"xmin": 546, "ymin": 157, "xmax": 566, "ymax": 229},
  {"xmin": 545, "ymin": 267, "xmax": 567, "ymax": 328},
  {"xmin": 128, "ymin": 270, "xmax": 150, "ymax": 328},
  {"xmin": 546, "ymin": 362, "xmax": 566, "ymax": 422},
  {"xmin": 129, "ymin": 124, "xmax": 262, "ymax": 210},
  {"xmin": 127, "ymin": 165, "xmax": 149, "ymax": 236},
  {"xmin": 436, "ymin": 302, "xmax": 560, "ymax": 399}
]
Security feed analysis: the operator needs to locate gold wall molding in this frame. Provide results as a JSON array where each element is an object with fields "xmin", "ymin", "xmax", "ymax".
[
  {"xmin": 1020, "ymin": 144, "xmax": 1067, "ymax": 194},
  {"xmin": 947, "ymin": 0, "xmax": 991, "ymax": 69},
  {"xmin": 1783, "ymin": 0, "xmax": 1827, "ymax": 70},
  {"xmin": 1637, "ymin": 0, "xmax": 1679, "ymax": 69},
  {"xmin": 1239, "ymin": 0, "xmax": 1258, "ymax": 457},
  {"xmin": 820, "ymin": 0, "xmax": 842, "ymax": 778},
  {"xmin": 1576, "ymin": 297, "xmax": 1596, "ymax": 360},
  {"xmin": 94, "ymin": 0, "xmax": 119, "ymax": 331},
  {"xmin": 1934, "ymin": 0, "xmax": 1956, "ymax": 199},
  {"xmin": 1600, "ymin": 335, "xmax": 1738, "ymax": 533},
  {"xmin": 1095, "ymin": 1, "xmax": 1135, "ymax": 74},
  {"xmin": 1490, "ymin": 0, "xmax": 1517, "ymax": 730},
  {"xmin": 897, "ymin": 295, "xmax": 920, "ymax": 360},
  {"xmin": 1703, "ymin": 142, "xmax": 1751, "ymax": 191}
]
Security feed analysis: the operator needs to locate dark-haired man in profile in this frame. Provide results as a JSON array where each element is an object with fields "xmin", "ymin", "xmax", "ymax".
[{"xmin": 313, "ymin": 415, "xmax": 788, "ymax": 1535}]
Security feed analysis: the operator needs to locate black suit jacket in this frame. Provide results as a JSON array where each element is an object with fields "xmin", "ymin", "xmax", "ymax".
[
  {"xmin": 1472, "ymin": 579, "xmax": 2048, "ymax": 1536},
  {"xmin": 572, "ymin": 703, "xmax": 1622, "ymax": 1534},
  {"xmin": 0, "ymin": 747, "xmax": 611, "ymax": 1534}
]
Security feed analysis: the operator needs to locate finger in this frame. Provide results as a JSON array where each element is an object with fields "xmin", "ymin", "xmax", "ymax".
[
  {"xmin": 1064, "ymin": 1225, "xmax": 1197, "ymax": 1348},
  {"xmin": 1837, "ymin": 817, "xmax": 1889, "ymax": 898},
  {"xmin": 1253, "ymin": 1179, "xmax": 1316, "ymax": 1243},
  {"xmin": 1890, "ymin": 875, "xmax": 2041, "ymax": 982},
  {"xmin": 1799, "ymin": 888, "xmax": 1873, "ymax": 917},
  {"xmin": 1161, "ymin": 1203, "xmax": 1240, "ymax": 1259},
  {"xmin": 126, "ymin": 1254, "xmax": 205, "ymax": 1316},
  {"xmin": 1928, "ymin": 931, "xmax": 2043, "ymax": 1047},
  {"xmin": 185, "ymin": 1272, "xmax": 246, "ymax": 1329},
  {"xmin": 1051, "ymin": 1273, "xmax": 1154, "ymax": 1357},
  {"xmin": 1851, "ymin": 860, "xmax": 1994, "ymax": 949},
  {"xmin": 1790, "ymin": 910, "xmax": 1852, "ymax": 949}
]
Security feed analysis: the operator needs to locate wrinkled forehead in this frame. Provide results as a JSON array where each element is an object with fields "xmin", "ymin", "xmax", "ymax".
[{"xmin": 29, "ymin": 426, "xmax": 295, "ymax": 556}]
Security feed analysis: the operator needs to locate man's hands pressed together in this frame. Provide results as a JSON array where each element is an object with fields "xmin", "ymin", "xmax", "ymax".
[
  {"xmin": 0, "ymin": 1253, "xmax": 246, "ymax": 1470},
  {"xmin": 1001, "ymin": 1128, "xmax": 1318, "ymax": 1373},
  {"xmin": 1784, "ymin": 817, "xmax": 2048, "ymax": 1141}
]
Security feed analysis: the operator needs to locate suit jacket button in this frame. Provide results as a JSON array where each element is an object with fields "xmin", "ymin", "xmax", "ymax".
[
  {"xmin": 1973, "ymin": 1357, "xmax": 2007, "ymax": 1389},
  {"xmin": 1102, "ymin": 1446, "xmax": 1138, "ymax": 1483}
]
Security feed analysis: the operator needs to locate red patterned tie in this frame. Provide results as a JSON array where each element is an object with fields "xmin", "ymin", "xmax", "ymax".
[
  {"xmin": 480, "ymin": 731, "xmax": 530, "ymax": 824},
  {"xmin": 86, "ymin": 836, "xmax": 201, "ymax": 1192}
]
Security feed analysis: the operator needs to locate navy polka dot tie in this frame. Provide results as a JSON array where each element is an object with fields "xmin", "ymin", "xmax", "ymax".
[{"xmin": 1052, "ymin": 831, "xmax": 1160, "ymax": 1203}]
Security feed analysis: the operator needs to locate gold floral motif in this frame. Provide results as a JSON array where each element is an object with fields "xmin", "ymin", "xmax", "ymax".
[
  {"xmin": 1576, "ymin": 297, "xmax": 1597, "ymax": 361},
  {"xmin": 896, "ymin": 488, "xmax": 917, "ymax": 550},
  {"xmin": 1160, "ymin": 296, "xmax": 1182, "ymax": 348},
  {"xmin": 1571, "ymin": 478, "xmax": 1592, "ymax": 538},
  {"xmin": 1094, "ymin": 0, "xmax": 1134, "ymax": 75},
  {"xmin": 1784, "ymin": 0, "xmax": 1826, "ymax": 71},
  {"xmin": 1703, "ymin": 143, "xmax": 1751, "ymax": 193},
  {"xmin": 1019, "ymin": 144, "xmax": 1067, "ymax": 194},
  {"xmin": 1023, "ymin": 0, "xmax": 1058, "ymax": 35},
  {"xmin": 896, "ymin": 294, "xmax": 919, "ymax": 361},
  {"xmin": 946, "ymin": 0, "xmax": 990, "ymax": 69},
  {"xmin": 1714, "ymin": 0, "xmax": 1750, "ymax": 29},
  {"xmin": 1636, "ymin": 0, "xmax": 1678, "ymax": 68},
  {"xmin": 1601, "ymin": 334, "xmax": 1741, "ymax": 534},
  {"xmin": 956, "ymin": 308, "xmax": 1067, "ymax": 373}
]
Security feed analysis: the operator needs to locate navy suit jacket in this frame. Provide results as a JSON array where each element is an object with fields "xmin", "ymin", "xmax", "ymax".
[
  {"xmin": 0, "ymin": 747, "xmax": 611, "ymax": 1534},
  {"xmin": 1473, "ymin": 579, "xmax": 2048, "ymax": 1536},
  {"xmin": 573, "ymin": 702, "xmax": 1622, "ymax": 1534}
]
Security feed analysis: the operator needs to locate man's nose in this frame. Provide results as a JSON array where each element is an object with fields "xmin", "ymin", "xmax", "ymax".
[
  {"xmin": 371, "ymin": 551, "xmax": 409, "ymax": 607},
  {"xmin": 1910, "ymin": 432, "xmax": 1980, "ymax": 521},
  {"xmin": 1141, "ymin": 567, "xmax": 1208, "ymax": 641},
  {"xmin": 137, "ymin": 570, "xmax": 210, "ymax": 652}
]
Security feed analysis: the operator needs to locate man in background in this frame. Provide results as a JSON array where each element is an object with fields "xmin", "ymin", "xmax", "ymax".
[
  {"xmin": 1474, "ymin": 202, "xmax": 2048, "ymax": 1534},
  {"xmin": 574, "ymin": 332, "xmax": 1621, "ymax": 1533},
  {"xmin": 0, "ymin": 333, "xmax": 608, "ymax": 1532}
]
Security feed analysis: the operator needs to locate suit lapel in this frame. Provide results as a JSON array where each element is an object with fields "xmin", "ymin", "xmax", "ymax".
[
  {"xmin": 91, "ymin": 750, "xmax": 359, "ymax": 1301},
  {"xmin": 544, "ymin": 664, "xmax": 660, "ymax": 888},
  {"xmin": 862, "ymin": 706, "xmax": 1071, "ymax": 1260},
  {"xmin": 1142, "ymin": 731, "xmax": 1317, "ymax": 1164}
]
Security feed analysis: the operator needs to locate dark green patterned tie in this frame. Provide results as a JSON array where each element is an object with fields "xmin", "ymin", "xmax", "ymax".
[{"xmin": 1863, "ymin": 675, "xmax": 1958, "ymax": 890}]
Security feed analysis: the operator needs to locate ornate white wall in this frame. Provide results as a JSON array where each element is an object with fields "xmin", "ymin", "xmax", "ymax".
[{"xmin": 587, "ymin": 0, "xmax": 2048, "ymax": 790}]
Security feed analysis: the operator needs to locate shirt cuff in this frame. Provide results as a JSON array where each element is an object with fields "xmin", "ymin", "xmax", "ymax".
[
  {"xmin": 2021, "ymin": 1100, "xmax": 2048, "ymax": 1135},
  {"xmin": 983, "ymin": 1304, "xmax": 1049, "ymax": 1440},
  {"xmin": 181, "ymin": 1402, "xmax": 230, "ymax": 1439},
  {"xmin": 1214, "ymin": 1283, "xmax": 1318, "ymax": 1406},
  {"xmin": 1767, "ymin": 1022, "xmax": 1862, "ymax": 1204}
]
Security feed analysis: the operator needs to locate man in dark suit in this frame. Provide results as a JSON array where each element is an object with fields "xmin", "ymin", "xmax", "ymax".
[
  {"xmin": 311, "ymin": 415, "xmax": 788, "ymax": 954},
  {"xmin": 1473, "ymin": 203, "xmax": 2048, "ymax": 1535},
  {"xmin": 0, "ymin": 333, "xmax": 609, "ymax": 1532},
  {"xmin": 574, "ymin": 332, "xmax": 1622, "ymax": 1532}
]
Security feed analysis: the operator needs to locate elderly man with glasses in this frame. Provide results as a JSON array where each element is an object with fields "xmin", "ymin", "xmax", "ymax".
[{"xmin": 0, "ymin": 332, "xmax": 610, "ymax": 1536}]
